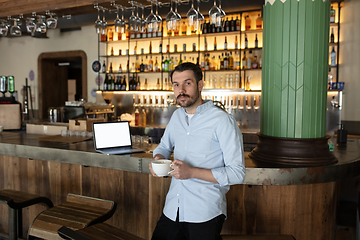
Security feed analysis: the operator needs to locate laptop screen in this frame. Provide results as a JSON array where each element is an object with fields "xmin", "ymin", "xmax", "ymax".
[{"xmin": 93, "ymin": 122, "xmax": 132, "ymax": 149}]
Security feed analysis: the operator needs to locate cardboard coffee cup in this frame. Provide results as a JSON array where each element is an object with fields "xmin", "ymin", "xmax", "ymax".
[{"xmin": 151, "ymin": 159, "xmax": 173, "ymax": 177}]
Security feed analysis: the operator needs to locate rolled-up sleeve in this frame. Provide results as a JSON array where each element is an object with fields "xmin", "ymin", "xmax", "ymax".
[{"xmin": 211, "ymin": 115, "xmax": 245, "ymax": 186}]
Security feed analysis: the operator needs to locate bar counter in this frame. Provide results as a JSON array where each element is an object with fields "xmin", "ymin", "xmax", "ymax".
[
  {"xmin": 0, "ymin": 132, "xmax": 359, "ymax": 185},
  {"xmin": 0, "ymin": 131, "xmax": 359, "ymax": 240}
]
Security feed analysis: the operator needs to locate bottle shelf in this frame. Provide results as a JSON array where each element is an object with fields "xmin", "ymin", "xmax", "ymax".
[
  {"xmin": 201, "ymin": 31, "xmax": 240, "ymax": 37},
  {"xmin": 242, "ymin": 29, "xmax": 263, "ymax": 34},
  {"xmin": 329, "ymin": 42, "xmax": 338, "ymax": 46},
  {"xmin": 330, "ymin": 22, "xmax": 339, "ymax": 26}
]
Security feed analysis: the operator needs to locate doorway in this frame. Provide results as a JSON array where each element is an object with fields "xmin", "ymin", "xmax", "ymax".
[{"xmin": 38, "ymin": 50, "xmax": 87, "ymax": 120}]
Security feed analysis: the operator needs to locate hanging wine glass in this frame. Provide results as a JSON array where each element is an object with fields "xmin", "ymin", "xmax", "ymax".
[
  {"xmin": 35, "ymin": 15, "xmax": 47, "ymax": 33},
  {"xmin": 101, "ymin": 8, "xmax": 108, "ymax": 35},
  {"xmin": 146, "ymin": 0, "xmax": 158, "ymax": 33},
  {"xmin": 26, "ymin": 12, "xmax": 36, "ymax": 33},
  {"xmin": 10, "ymin": 18, "xmax": 22, "ymax": 36},
  {"xmin": 194, "ymin": 0, "xmax": 204, "ymax": 31},
  {"xmin": 119, "ymin": 6, "xmax": 127, "ymax": 33},
  {"xmin": 166, "ymin": 0, "xmax": 177, "ymax": 31},
  {"xmin": 155, "ymin": 1, "xmax": 162, "ymax": 33},
  {"xmin": 209, "ymin": 0, "xmax": 221, "ymax": 27},
  {"xmin": 94, "ymin": 5, "xmax": 103, "ymax": 34},
  {"xmin": 46, "ymin": 11, "xmax": 58, "ymax": 29},
  {"xmin": 187, "ymin": 0, "xmax": 198, "ymax": 29},
  {"xmin": 135, "ymin": 4, "xmax": 141, "ymax": 32},
  {"xmin": 140, "ymin": 6, "xmax": 146, "ymax": 33},
  {"xmin": 128, "ymin": 4, "xmax": 137, "ymax": 32},
  {"xmin": 174, "ymin": 0, "xmax": 181, "ymax": 31},
  {"xmin": 217, "ymin": 0, "xmax": 226, "ymax": 27},
  {"xmin": 113, "ymin": 4, "xmax": 122, "ymax": 33},
  {"xmin": 0, "ymin": 20, "xmax": 9, "ymax": 36}
]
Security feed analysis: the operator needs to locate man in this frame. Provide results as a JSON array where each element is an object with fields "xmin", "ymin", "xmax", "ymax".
[{"xmin": 149, "ymin": 62, "xmax": 245, "ymax": 240}]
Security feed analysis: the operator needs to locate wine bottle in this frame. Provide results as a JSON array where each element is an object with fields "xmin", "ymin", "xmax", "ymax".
[
  {"xmin": 224, "ymin": 36, "xmax": 228, "ymax": 50},
  {"xmin": 231, "ymin": 17, "xmax": 235, "ymax": 32},
  {"xmin": 214, "ymin": 37, "xmax": 217, "ymax": 51},
  {"xmin": 236, "ymin": 16, "xmax": 240, "ymax": 31},
  {"xmin": 330, "ymin": 28, "xmax": 335, "ymax": 43},
  {"xmin": 149, "ymin": 56, "xmax": 154, "ymax": 72},
  {"xmin": 330, "ymin": 6, "xmax": 335, "ymax": 23},
  {"xmin": 109, "ymin": 62, "xmax": 113, "ymax": 73},
  {"xmin": 102, "ymin": 61, "xmax": 106, "ymax": 73},
  {"xmin": 255, "ymin": 34, "xmax": 258, "ymax": 48},
  {"xmin": 235, "ymin": 36, "xmax": 238, "ymax": 49},
  {"xmin": 330, "ymin": 47, "xmax": 336, "ymax": 66},
  {"xmin": 245, "ymin": 34, "xmax": 248, "ymax": 49},
  {"xmin": 149, "ymin": 41, "xmax": 152, "ymax": 54},
  {"xmin": 103, "ymin": 74, "xmax": 108, "ymax": 91},
  {"xmin": 110, "ymin": 47, "xmax": 114, "ymax": 56},
  {"xmin": 225, "ymin": 17, "xmax": 230, "ymax": 32},
  {"xmin": 242, "ymin": 51, "xmax": 247, "ymax": 69},
  {"xmin": 140, "ymin": 57, "xmax": 145, "ymax": 72},
  {"xmin": 155, "ymin": 57, "xmax": 159, "ymax": 72}
]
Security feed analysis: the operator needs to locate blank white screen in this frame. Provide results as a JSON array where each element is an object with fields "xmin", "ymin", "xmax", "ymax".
[{"xmin": 94, "ymin": 122, "xmax": 131, "ymax": 149}]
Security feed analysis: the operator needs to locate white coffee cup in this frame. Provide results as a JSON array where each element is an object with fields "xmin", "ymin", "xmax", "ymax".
[{"xmin": 151, "ymin": 159, "xmax": 173, "ymax": 177}]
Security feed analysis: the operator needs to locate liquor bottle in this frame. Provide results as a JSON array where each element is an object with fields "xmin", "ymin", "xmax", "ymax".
[
  {"xmin": 114, "ymin": 76, "xmax": 119, "ymax": 90},
  {"xmin": 162, "ymin": 56, "xmax": 165, "ymax": 71},
  {"xmin": 140, "ymin": 57, "xmax": 145, "ymax": 72},
  {"xmin": 164, "ymin": 57, "xmax": 169, "ymax": 72},
  {"xmin": 174, "ymin": 44, "xmax": 178, "ymax": 53},
  {"xmin": 255, "ymin": 34, "xmax": 258, "ymax": 48},
  {"xmin": 223, "ymin": 53, "xmax": 228, "ymax": 70},
  {"xmin": 134, "ymin": 44, "xmax": 137, "ymax": 55},
  {"xmin": 234, "ymin": 51, "xmax": 240, "ymax": 70},
  {"xmin": 229, "ymin": 52, "xmax": 234, "ymax": 70},
  {"xmin": 212, "ymin": 23, "xmax": 216, "ymax": 33},
  {"xmin": 0, "ymin": 76, "xmax": 6, "ymax": 96},
  {"xmin": 155, "ymin": 57, "xmax": 159, "ymax": 72},
  {"xmin": 224, "ymin": 36, "xmax": 228, "ymax": 50},
  {"xmin": 144, "ymin": 78, "xmax": 148, "ymax": 90},
  {"xmin": 192, "ymin": 43, "xmax": 196, "ymax": 52},
  {"xmin": 103, "ymin": 74, "xmax": 108, "ymax": 91},
  {"xmin": 203, "ymin": 20, "xmax": 208, "ymax": 34},
  {"xmin": 256, "ymin": 14, "xmax": 263, "ymax": 29},
  {"xmin": 118, "ymin": 64, "xmax": 122, "ymax": 73},
  {"xmin": 210, "ymin": 56, "xmax": 215, "ymax": 71},
  {"xmin": 183, "ymin": 43, "xmax": 186, "ymax": 52},
  {"xmin": 102, "ymin": 61, "xmax": 106, "ymax": 73},
  {"xmin": 245, "ymin": 15, "xmax": 251, "ymax": 31},
  {"xmin": 220, "ymin": 53, "xmax": 224, "ymax": 70},
  {"xmin": 245, "ymin": 34, "xmax": 248, "ymax": 49},
  {"xmin": 126, "ymin": 60, "xmax": 130, "ymax": 72},
  {"xmin": 330, "ymin": 6, "xmax": 335, "ymax": 23},
  {"xmin": 110, "ymin": 47, "xmax": 114, "ymax": 56},
  {"xmin": 169, "ymin": 57, "xmax": 174, "ymax": 71},
  {"xmin": 149, "ymin": 41, "xmax": 152, "ymax": 54},
  {"xmin": 156, "ymin": 78, "xmax": 160, "ymax": 90},
  {"xmin": 330, "ymin": 47, "xmax": 336, "ymax": 66},
  {"xmin": 125, "ymin": 30, "xmax": 130, "ymax": 40},
  {"xmin": 136, "ymin": 76, "xmax": 140, "ymax": 90},
  {"xmin": 328, "ymin": 68, "xmax": 333, "ymax": 90},
  {"xmin": 141, "ymin": 109, "xmax": 146, "ymax": 127},
  {"xmin": 252, "ymin": 56, "xmax": 258, "ymax": 69},
  {"xmin": 174, "ymin": 57, "xmax": 178, "ymax": 67},
  {"xmin": 181, "ymin": 21, "xmax": 187, "ymax": 35},
  {"xmin": 178, "ymin": 54, "xmax": 183, "ymax": 65},
  {"xmin": 110, "ymin": 75, "xmax": 115, "ymax": 90},
  {"xmin": 245, "ymin": 76, "xmax": 251, "ymax": 91},
  {"xmin": 242, "ymin": 51, "xmax": 247, "ymax": 69},
  {"xmin": 149, "ymin": 56, "xmax": 154, "ymax": 72},
  {"xmin": 205, "ymin": 54, "xmax": 209, "ymax": 71},
  {"xmin": 247, "ymin": 50, "xmax": 253, "ymax": 69},
  {"xmin": 135, "ymin": 57, "xmax": 140, "ymax": 72},
  {"xmin": 225, "ymin": 17, "xmax": 230, "ymax": 32},
  {"xmin": 135, "ymin": 108, "xmax": 139, "ymax": 126},
  {"xmin": 204, "ymin": 37, "xmax": 208, "ymax": 51},
  {"xmin": 144, "ymin": 56, "xmax": 149, "ymax": 71},
  {"xmin": 130, "ymin": 31, "xmax": 135, "ymax": 39},
  {"xmin": 108, "ymin": 29, "xmax": 114, "ymax": 41},
  {"xmin": 121, "ymin": 76, "xmax": 127, "ymax": 91},
  {"xmin": 159, "ymin": 42, "xmax": 162, "ymax": 53},
  {"xmin": 201, "ymin": 54, "xmax": 205, "ymax": 70},
  {"xmin": 235, "ymin": 36, "xmax": 238, "ymax": 49},
  {"xmin": 109, "ymin": 62, "xmax": 113, "ymax": 73},
  {"xmin": 236, "ymin": 16, "xmax": 240, "ymax": 31},
  {"xmin": 166, "ymin": 43, "xmax": 170, "ymax": 53},
  {"xmin": 330, "ymin": 28, "xmax": 335, "ymax": 43},
  {"xmin": 230, "ymin": 17, "xmax": 236, "ymax": 32},
  {"xmin": 214, "ymin": 37, "xmax": 217, "ymax": 51},
  {"xmin": 142, "ymin": 28, "xmax": 147, "ymax": 38}
]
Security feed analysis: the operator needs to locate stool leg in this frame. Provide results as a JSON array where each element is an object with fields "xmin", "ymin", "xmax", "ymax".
[
  {"xmin": 8, "ymin": 207, "xmax": 18, "ymax": 240},
  {"xmin": 17, "ymin": 209, "xmax": 23, "ymax": 238}
]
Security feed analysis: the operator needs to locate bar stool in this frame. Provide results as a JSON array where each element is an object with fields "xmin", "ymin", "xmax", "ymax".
[
  {"xmin": 0, "ymin": 189, "xmax": 54, "ymax": 240},
  {"xmin": 58, "ymin": 223, "xmax": 145, "ymax": 240},
  {"xmin": 28, "ymin": 193, "xmax": 116, "ymax": 240},
  {"xmin": 221, "ymin": 235, "xmax": 296, "ymax": 240}
]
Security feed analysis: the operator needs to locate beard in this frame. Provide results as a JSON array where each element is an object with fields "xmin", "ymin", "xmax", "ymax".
[{"xmin": 176, "ymin": 90, "xmax": 200, "ymax": 108}]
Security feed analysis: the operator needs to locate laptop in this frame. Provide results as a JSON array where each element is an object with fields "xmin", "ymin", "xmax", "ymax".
[{"xmin": 93, "ymin": 121, "xmax": 145, "ymax": 155}]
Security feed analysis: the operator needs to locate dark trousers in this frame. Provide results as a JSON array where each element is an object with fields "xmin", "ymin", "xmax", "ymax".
[{"xmin": 151, "ymin": 211, "xmax": 225, "ymax": 240}]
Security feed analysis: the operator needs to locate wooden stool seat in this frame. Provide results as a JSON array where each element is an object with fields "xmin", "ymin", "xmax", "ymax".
[
  {"xmin": 58, "ymin": 223, "xmax": 145, "ymax": 240},
  {"xmin": 221, "ymin": 235, "xmax": 295, "ymax": 240},
  {"xmin": 0, "ymin": 189, "xmax": 53, "ymax": 240},
  {"xmin": 29, "ymin": 194, "xmax": 116, "ymax": 240}
]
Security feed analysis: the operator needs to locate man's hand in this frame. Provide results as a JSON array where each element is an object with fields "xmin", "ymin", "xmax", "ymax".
[
  {"xmin": 169, "ymin": 159, "xmax": 194, "ymax": 180},
  {"xmin": 149, "ymin": 154, "xmax": 165, "ymax": 177}
]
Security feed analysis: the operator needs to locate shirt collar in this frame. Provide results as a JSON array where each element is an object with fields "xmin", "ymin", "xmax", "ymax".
[{"xmin": 180, "ymin": 100, "xmax": 213, "ymax": 116}]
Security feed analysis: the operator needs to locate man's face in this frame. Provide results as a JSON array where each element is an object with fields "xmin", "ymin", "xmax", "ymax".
[{"xmin": 172, "ymin": 70, "xmax": 204, "ymax": 108}]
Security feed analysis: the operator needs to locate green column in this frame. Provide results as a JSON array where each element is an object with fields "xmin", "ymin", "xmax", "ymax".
[{"xmin": 261, "ymin": 0, "xmax": 330, "ymax": 138}]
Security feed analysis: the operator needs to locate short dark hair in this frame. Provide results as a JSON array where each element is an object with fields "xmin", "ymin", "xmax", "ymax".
[{"xmin": 170, "ymin": 62, "xmax": 203, "ymax": 84}]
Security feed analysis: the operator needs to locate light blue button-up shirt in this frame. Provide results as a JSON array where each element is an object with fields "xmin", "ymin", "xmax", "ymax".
[{"xmin": 153, "ymin": 100, "xmax": 245, "ymax": 223}]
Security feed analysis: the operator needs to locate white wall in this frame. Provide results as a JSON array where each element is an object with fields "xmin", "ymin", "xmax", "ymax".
[
  {"xmin": 339, "ymin": 0, "xmax": 360, "ymax": 121},
  {"xmin": 0, "ymin": 25, "xmax": 99, "ymax": 109}
]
